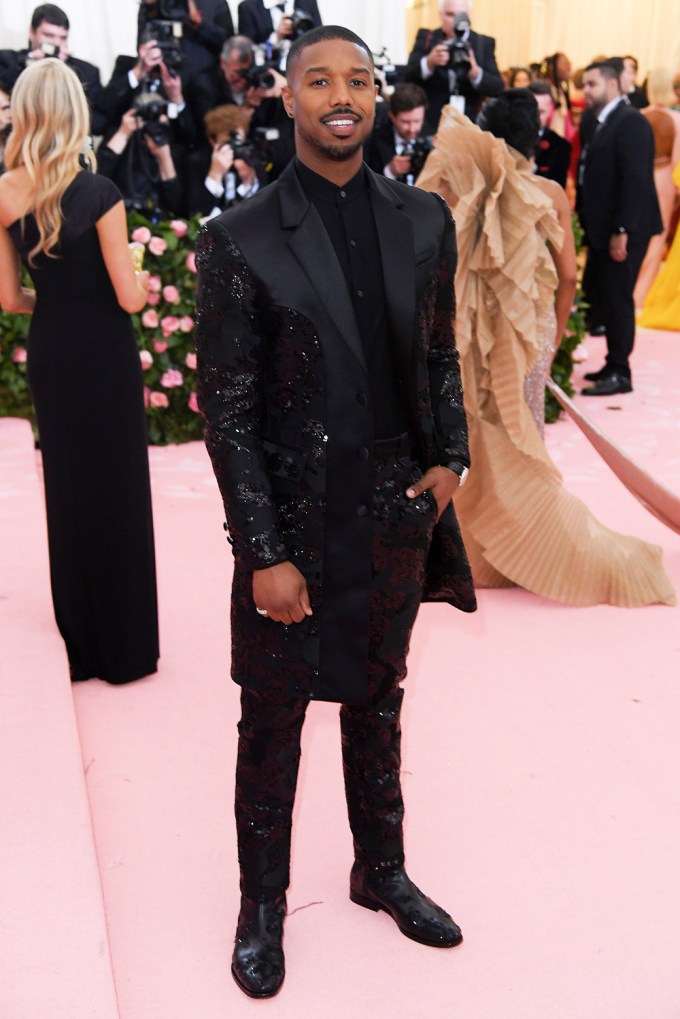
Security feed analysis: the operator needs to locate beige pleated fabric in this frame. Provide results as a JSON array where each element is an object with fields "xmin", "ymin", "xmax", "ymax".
[{"xmin": 416, "ymin": 107, "xmax": 676, "ymax": 607}]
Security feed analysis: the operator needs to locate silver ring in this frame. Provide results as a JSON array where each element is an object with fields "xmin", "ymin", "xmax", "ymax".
[{"xmin": 255, "ymin": 607, "xmax": 269, "ymax": 617}]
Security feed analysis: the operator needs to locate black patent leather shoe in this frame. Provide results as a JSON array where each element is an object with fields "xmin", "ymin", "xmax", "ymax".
[
  {"xmin": 349, "ymin": 861, "xmax": 462, "ymax": 948},
  {"xmin": 583, "ymin": 365, "xmax": 609, "ymax": 382},
  {"xmin": 231, "ymin": 894, "xmax": 286, "ymax": 998},
  {"xmin": 588, "ymin": 324, "xmax": 607, "ymax": 336},
  {"xmin": 581, "ymin": 372, "xmax": 633, "ymax": 396}
]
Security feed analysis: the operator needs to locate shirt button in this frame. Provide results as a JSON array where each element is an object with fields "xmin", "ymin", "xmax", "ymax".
[
  {"xmin": 356, "ymin": 289, "xmax": 363, "ymax": 298},
  {"xmin": 356, "ymin": 390, "xmax": 368, "ymax": 406},
  {"xmin": 340, "ymin": 189, "xmax": 347, "ymax": 198},
  {"xmin": 357, "ymin": 504, "xmax": 369, "ymax": 517},
  {"xmin": 349, "ymin": 239, "xmax": 357, "ymax": 247},
  {"xmin": 358, "ymin": 446, "xmax": 370, "ymax": 460}
]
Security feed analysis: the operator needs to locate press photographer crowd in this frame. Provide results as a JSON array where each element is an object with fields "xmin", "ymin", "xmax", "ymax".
[{"xmin": 2, "ymin": 0, "xmax": 674, "ymax": 222}]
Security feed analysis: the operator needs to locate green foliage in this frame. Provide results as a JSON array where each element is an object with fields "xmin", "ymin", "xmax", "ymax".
[
  {"xmin": 545, "ymin": 213, "xmax": 588, "ymax": 424},
  {"xmin": 0, "ymin": 212, "xmax": 206, "ymax": 445}
]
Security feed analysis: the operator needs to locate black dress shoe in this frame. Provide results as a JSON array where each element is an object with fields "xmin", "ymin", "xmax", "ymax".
[
  {"xmin": 588, "ymin": 324, "xmax": 607, "ymax": 336},
  {"xmin": 231, "ymin": 894, "xmax": 286, "ymax": 998},
  {"xmin": 583, "ymin": 365, "xmax": 609, "ymax": 381},
  {"xmin": 349, "ymin": 861, "xmax": 462, "ymax": 948},
  {"xmin": 581, "ymin": 372, "xmax": 632, "ymax": 396}
]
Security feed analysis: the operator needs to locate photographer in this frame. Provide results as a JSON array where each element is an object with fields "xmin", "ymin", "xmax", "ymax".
[
  {"xmin": 365, "ymin": 83, "xmax": 432, "ymax": 185},
  {"xmin": 96, "ymin": 95, "xmax": 184, "ymax": 220},
  {"xmin": 236, "ymin": 0, "xmax": 321, "ymax": 47},
  {"xmin": 186, "ymin": 104, "xmax": 268, "ymax": 216},
  {"xmin": 406, "ymin": 0, "xmax": 502, "ymax": 133},
  {"xmin": 0, "ymin": 4, "xmax": 106, "ymax": 134},
  {"xmin": 187, "ymin": 34, "xmax": 293, "ymax": 171},
  {"xmin": 96, "ymin": 35, "xmax": 199, "ymax": 147},
  {"xmin": 137, "ymin": 0, "xmax": 234, "ymax": 84}
]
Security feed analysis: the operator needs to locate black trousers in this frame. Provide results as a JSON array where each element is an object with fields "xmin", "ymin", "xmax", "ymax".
[
  {"xmin": 583, "ymin": 238, "xmax": 648, "ymax": 376},
  {"xmin": 234, "ymin": 443, "xmax": 438, "ymax": 902}
]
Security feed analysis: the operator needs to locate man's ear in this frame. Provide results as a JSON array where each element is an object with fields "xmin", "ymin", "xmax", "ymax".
[{"xmin": 281, "ymin": 85, "xmax": 294, "ymax": 119}]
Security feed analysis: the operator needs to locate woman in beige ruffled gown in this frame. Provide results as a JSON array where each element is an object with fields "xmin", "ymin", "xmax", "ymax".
[{"xmin": 416, "ymin": 92, "xmax": 675, "ymax": 607}]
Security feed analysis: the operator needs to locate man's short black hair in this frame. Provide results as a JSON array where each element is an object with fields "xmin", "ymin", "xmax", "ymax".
[
  {"xmin": 477, "ymin": 88, "xmax": 540, "ymax": 161},
  {"xmin": 389, "ymin": 82, "xmax": 428, "ymax": 116},
  {"xmin": 31, "ymin": 4, "xmax": 69, "ymax": 30},
  {"xmin": 528, "ymin": 80, "xmax": 552, "ymax": 98},
  {"xmin": 585, "ymin": 59, "xmax": 622, "ymax": 83},
  {"xmin": 286, "ymin": 25, "xmax": 374, "ymax": 80}
]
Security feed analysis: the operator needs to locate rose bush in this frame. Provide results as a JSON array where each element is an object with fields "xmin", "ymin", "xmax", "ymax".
[{"xmin": 0, "ymin": 212, "xmax": 206, "ymax": 445}]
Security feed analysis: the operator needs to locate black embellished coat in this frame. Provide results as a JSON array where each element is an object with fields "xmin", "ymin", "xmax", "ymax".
[{"xmin": 195, "ymin": 161, "xmax": 476, "ymax": 703}]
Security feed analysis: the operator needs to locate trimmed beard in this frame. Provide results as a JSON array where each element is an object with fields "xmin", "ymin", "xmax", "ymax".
[{"xmin": 297, "ymin": 124, "xmax": 365, "ymax": 162}]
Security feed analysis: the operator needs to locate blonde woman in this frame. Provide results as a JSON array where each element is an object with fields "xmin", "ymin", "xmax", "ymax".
[
  {"xmin": 0, "ymin": 59, "xmax": 159, "ymax": 684},
  {"xmin": 634, "ymin": 68, "xmax": 680, "ymax": 306}
]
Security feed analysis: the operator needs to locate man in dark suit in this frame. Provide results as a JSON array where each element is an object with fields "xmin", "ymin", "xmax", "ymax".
[
  {"xmin": 365, "ymin": 82, "xmax": 430, "ymax": 184},
  {"xmin": 136, "ymin": 0, "xmax": 234, "ymax": 85},
  {"xmin": 0, "ymin": 4, "xmax": 105, "ymax": 134},
  {"xmin": 237, "ymin": 0, "xmax": 322, "ymax": 46},
  {"xmin": 405, "ymin": 0, "xmax": 503, "ymax": 134},
  {"xmin": 529, "ymin": 80, "xmax": 571, "ymax": 188},
  {"xmin": 196, "ymin": 25, "xmax": 475, "ymax": 1000},
  {"xmin": 577, "ymin": 60, "xmax": 662, "ymax": 395}
]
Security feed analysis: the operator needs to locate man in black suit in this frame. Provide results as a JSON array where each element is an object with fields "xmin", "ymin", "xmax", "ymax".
[
  {"xmin": 365, "ymin": 82, "xmax": 430, "ymax": 184},
  {"xmin": 0, "ymin": 4, "xmax": 105, "ymax": 134},
  {"xmin": 577, "ymin": 60, "xmax": 662, "ymax": 395},
  {"xmin": 529, "ymin": 80, "xmax": 571, "ymax": 188},
  {"xmin": 196, "ymin": 24, "xmax": 475, "ymax": 1000},
  {"xmin": 405, "ymin": 0, "xmax": 503, "ymax": 134},
  {"xmin": 237, "ymin": 0, "xmax": 322, "ymax": 47},
  {"xmin": 621, "ymin": 55, "xmax": 648, "ymax": 110},
  {"xmin": 137, "ymin": 0, "xmax": 234, "ymax": 85}
]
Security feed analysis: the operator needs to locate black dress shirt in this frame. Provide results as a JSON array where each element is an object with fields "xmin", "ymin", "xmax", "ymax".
[{"xmin": 295, "ymin": 159, "xmax": 407, "ymax": 439}]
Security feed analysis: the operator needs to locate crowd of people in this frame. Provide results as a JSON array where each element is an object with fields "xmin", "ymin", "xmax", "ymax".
[{"xmin": 0, "ymin": 5, "xmax": 678, "ymax": 1003}]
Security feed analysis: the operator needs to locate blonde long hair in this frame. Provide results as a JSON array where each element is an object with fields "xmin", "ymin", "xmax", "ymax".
[{"xmin": 4, "ymin": 59, "xmax": 95, "ymax": 262}]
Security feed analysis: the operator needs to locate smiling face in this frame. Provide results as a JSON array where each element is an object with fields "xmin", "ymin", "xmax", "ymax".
[{"xmin": 282, "ymin": 38, "xmax": 376, "ymax": 180}]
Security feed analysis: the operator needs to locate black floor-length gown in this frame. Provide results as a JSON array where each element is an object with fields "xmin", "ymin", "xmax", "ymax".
[{"xmin": 8, "ymin": 172, "xmax": 159, "ymax": 683}]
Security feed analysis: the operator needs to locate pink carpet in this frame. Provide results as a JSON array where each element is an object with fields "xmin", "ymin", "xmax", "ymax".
[{"xmin": 1, "ymin": 328, "xmax": 679, "ymax": 1018}]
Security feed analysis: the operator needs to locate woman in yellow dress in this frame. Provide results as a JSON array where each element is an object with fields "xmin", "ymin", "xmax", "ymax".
[
  {"xmin": 416, "ymin": 91, "xmax": 675, "ymax": 607},
  {"xmin": 638, "ymin": 158, "xmax": 680, "ymax": 330}
]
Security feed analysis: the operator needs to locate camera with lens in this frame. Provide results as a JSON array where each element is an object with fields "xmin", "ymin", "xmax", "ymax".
[
  {"xmin": 133, "ymin": 88, "xmax": 172, "ymax": 146},
  {"xmin": 289, "ymin": 9, "xmax": 315, "ymax": 40},
  {"xmin": 401, "ymin": 136, "xmax": 434, "ymax": 181},
  {"xmin": 445, "ymin": 12, "xmax": 472, "ymax": 79},
  {"xmin": 139, "ymin": 19, "xmax": 184, "ymax": 76},
  {"xmin": 241, "ymin": 45, "xmax": 277, "ymax": 91},
  {"xmin": 228, "ymin": 130, "xmax": 257, "ymax": 164},
  {"xmin": 373, "ymin": 47, "xmax": 402, "ymax": 88}
]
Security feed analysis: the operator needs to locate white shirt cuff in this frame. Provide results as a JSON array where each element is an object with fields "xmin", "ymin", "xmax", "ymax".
[
  {"xmin": 204, "ymin": 175, "xmax": 225, "ymax": 198},
  {"xmin": 420, "ymin": 55, "xmax": 434, "ymax": 80}
]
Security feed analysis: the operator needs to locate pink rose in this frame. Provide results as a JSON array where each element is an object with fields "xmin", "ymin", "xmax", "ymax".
[
  {"xmin": 161, "ymin": 368, "xmax": 183, "ymax": 388},
  {"xmin": 185, "ymin": 351, "xmax": 197, "ymax": 370},
  {"xmin": 185, "ymin": 251, "xmax": 197, "ymax": 273},
  {"xmin": 149, "ymin": 391, "xmax": 169, "ymax": 408},
  {"xmin": 162, "ymin": 284, "xmax": 180, "ymax": 304},
  {"xmin": 180, "ymin": 315, "xmax": 195, "ymax": 333},
  {"xmin": 161, "ymin": 315, "xmax": 180, "ymax": 337},
  {"xmin": 141, "ymin": 309, "xmax": 159, "ymax": 329},
  {"xmin": 139, "ymin": 350, "xmax": 154, "ymax": 370},
  {"xmin": 131, "ymin": 226, "xmax": 151, "ymax": 245},
  {"xmin": 188, "ymin": 391, "xmax": 200, "ymax": 413},
  {"xmin": 143, "ymin": 386, "xmax": 150, "ymax": 407},
  {"xmin": 153, "ymin": 339, "xmax": 168, "ymax": 353},
  {"xmin": 11, "ymin": 347, "xmax": 28, "ymax": 364},
  {"xmin": 148, "ymin": 236, "xmax": 168, "ymax": 256},
  {"xmin": 147, "ymin": 293, "xmax": 160, "ymax": 306},
  {"xmin": 148, "ymin": 275, "xmax": 162, "ymax": 293},
  {"xmin": 170, "ymin": 219, "xmax": 188, "ymax": 238}
]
